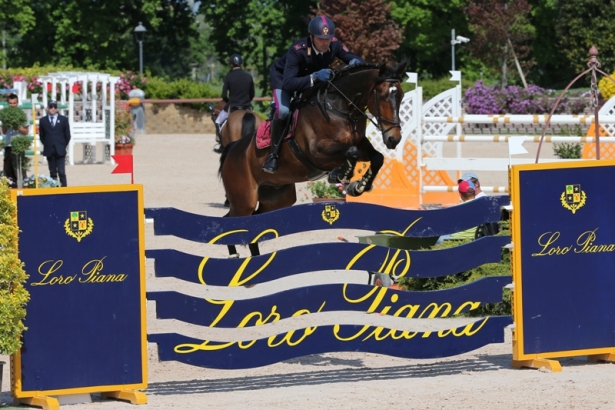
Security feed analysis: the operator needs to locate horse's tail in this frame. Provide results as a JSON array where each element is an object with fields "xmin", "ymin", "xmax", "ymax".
[
  {"xmin": 241, "ymin": 112, "xmax": 257, "ymax": 140},
  {"xmin": 218, "ymin": 140, "xmax": 240, "ymax": 178}
]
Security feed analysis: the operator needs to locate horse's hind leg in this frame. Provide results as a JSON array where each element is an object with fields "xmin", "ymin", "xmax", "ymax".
[{"xmin": 328, "ymin": 146, "xmax": 359, "ymax": 184}]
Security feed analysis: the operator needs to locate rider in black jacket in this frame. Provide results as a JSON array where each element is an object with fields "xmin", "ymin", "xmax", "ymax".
[
  {"xmin": 262, "ymin": 16, "xmax": 363, "ymax": 174},
  {"xmin": 214, "ymin": 54, "xmax": 255, "ymax": 152}
]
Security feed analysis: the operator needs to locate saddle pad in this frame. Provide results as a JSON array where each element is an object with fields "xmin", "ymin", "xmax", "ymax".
[{"xmin": 255, "ymin": 110, "xmax": 299, "ymax": 149}]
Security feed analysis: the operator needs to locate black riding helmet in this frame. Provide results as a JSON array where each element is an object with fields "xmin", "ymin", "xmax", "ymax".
[
  {"xmin": 308, "ymin": 16, "xmax": 335, "ymax": 39},
  {"xmin": 230, "ymin": 54, "xmax": 243, "ymax": 67}
]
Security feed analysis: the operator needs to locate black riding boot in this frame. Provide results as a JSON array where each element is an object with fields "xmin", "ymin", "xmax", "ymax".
[
  {"xmin": 261, "ymin": 118, "xmax": 285, "ymax": 174},
  {"xmin": 213, "ymin": 123, "xmax": 223, "ymax": 153}
]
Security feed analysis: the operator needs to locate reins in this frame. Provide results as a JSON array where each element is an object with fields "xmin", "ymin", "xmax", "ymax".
[{"xmin": 316, "ymin": 72, "xmax": 402, "ymax": 135}]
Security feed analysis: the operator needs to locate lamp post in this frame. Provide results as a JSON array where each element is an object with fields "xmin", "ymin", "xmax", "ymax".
[
  {"xmin": 134, "ymin": 22, "xmax": 147, "ymax": 75},
  {"xmin": 450, "ymin": 29, "xmax": 470, "ymax": 71}
]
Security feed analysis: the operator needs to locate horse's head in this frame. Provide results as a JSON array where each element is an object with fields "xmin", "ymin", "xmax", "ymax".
[
  {"xmin": 368, "ymin": 61, "xmax": 407, "ymax": 149},
  {"xmin": 319, "ymin": 62, "xmax": 407, "ymax": 150}
]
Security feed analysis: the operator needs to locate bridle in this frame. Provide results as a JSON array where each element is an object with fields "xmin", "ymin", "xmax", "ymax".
[{"xmin": 314, "ymin": 72, "xmax": 402, "ymax": 135}]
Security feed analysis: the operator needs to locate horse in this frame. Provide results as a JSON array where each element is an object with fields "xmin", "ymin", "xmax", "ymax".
[
  {"xmin": 209, "ymin": 101, "xmax": 262, "ymax": 151},
  {"xmin": 219, "ymin": 62, "xmax": 406, "ymax": 219}
]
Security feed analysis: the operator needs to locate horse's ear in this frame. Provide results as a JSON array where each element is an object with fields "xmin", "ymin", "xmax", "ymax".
[
  {"xmin": 396, "ymin": 60, "xmax": 409, "ymax": 78},
  {"xmin": 378, "ymin": 64, "xmax": 387, "ymax": 77}
]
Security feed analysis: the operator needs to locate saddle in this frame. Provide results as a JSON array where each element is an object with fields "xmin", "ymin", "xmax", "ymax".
[
  {"xmin": 255, "ymin": 110, "xmax": 299, "ymax": 149},
  {"xmin": 230, "ymin": 104, "xmax": 253, "ymax": 113}
]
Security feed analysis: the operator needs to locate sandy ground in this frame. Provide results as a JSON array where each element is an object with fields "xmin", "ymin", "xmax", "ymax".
[{"xmin": 1, "ymin": 133, "xmax": 613, "ymax": 409}]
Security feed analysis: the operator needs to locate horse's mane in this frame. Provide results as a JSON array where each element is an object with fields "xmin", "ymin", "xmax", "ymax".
[
  {"xmin": 305, "ymin": 62, "xmax": 404, "ymax": 97},
  {"xmin": 331, "ymin": 62, "xmax": 380, "ymax": 81}
]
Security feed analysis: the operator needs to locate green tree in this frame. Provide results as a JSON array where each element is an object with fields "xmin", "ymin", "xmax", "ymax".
[
  {"xmin": 525, "ymin": 0, "xmax": 572, "ymax": 88},
  {"xmin": 390, "ymin": 0, "xmax": 469, "ymax": 76},
  {"xmin": 465, "ymin": 0, "xmax": 535, "ymax": 87},
  {"xmin": 0, "ymin": 0, "xmax": 35, "ymax": 69},
  {"xmin": 553, "ymin": 0, "xmax": 615, "ymax": 78},
  {"xmin": 200, "ymin": 0, "xmax": 316, "ymax": 93},
  {"xmin": 10, "ymin": 1, "xmax": 199, "ymax": 78}
]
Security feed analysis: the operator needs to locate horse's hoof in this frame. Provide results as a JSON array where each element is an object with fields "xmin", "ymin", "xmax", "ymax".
[
  {"xmin": 346, "ymin": 181, "xmax": 361, "ymax": 196},
  {"xmin": 346, "ymin": 181, "xmax": 373, "ymax": 197}
]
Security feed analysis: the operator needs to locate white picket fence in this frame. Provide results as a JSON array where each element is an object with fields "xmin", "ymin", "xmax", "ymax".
[{"xmin": 364, "ymin": 71, "xmax": 615, "ymax": 202}]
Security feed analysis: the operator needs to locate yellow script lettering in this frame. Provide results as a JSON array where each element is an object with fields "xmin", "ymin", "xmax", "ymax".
[
  {"xmin": 32, "ymin": 260, "xmax": 76, "ymax": 286},
  {"xmin": 532, "ymin": 231, "xmax": 571, "ymax": 256}
]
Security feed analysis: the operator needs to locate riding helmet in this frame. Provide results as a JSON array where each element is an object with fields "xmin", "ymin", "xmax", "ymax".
[
  {"xmin": 308, "ymin": 16, "xmax": 335, "ymax": 39},
  {"xmin": 230, "ymin": 54, "xmax": 243, "ymax": 66}
]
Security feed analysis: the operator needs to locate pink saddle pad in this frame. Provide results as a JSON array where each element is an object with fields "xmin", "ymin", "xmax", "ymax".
[{"xmin": 255, "ymin": 111, "xmax": 299, "ymax": 149}]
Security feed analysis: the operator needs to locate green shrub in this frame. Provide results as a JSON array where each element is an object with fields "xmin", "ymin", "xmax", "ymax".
[
  {"xmin": 144, "ymin": 77, "xmax": 218, "ymax": 111},
  {"xmin": 0, "ymin": 180, "xmax": 29, "ymax": 354},
  {"xmin": 397, "ymin": 225, "xmax": 511, "ymax": 317},
  {"xmin": 402, "ymin": 76, "xmax": 476, "ymax": 101},
  {"xmin": 553, "ymin": 143, "xmax": 582, "ymax": 159},
  {"xmin": 0, "ymin": 107, "xmax": 28, "ymax": 130},
  {"xmin": 8, "ymin": 135, "xmax": 32, "ymax": 171},
  {"xmin": 553, "ymin": 125, "xmax": 583, "ymax": 159}
]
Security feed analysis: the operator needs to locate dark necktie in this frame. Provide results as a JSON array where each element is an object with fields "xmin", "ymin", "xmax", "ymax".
[{"xmin": 51, "ymin": 117, "xmax": 55, "ymax": 128}]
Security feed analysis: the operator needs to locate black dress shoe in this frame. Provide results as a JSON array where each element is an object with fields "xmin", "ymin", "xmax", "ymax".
[{"xmin": 213, "ymin": 145, "xmax": 223, "ymax": 154}]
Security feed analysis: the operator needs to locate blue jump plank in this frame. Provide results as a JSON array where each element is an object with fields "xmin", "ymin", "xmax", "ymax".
[
  {"xmin": 149, "ymin": 316, "xmax": 512, "ymax": 369},
  {"xmin": 145, "ymin": 196, "xmax": 509, "ymax": 245}
]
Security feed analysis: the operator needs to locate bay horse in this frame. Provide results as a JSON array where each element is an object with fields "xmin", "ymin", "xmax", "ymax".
[
  {"xmin": 209, "ymin": 101, "xmax": 262, "ymax": 151},
  {"xmin": 219, "ymin": 62, "xmax": 406, "ymax": 218}
]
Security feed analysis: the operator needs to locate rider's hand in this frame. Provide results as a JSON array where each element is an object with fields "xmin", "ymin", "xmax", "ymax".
[
  {"xmin": 349, "ymin": 58, "xmax": 361, "ymax": 66},
  {"xmin": 312, "ymin": 69, "xmax": 333, "ymax": 83}
]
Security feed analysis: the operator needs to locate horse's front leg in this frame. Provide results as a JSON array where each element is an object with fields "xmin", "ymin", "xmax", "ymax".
[
  {"xmin": 328, "ymin": 146, "xmax": 359, "ymax": 184},
  {"xmin": 346, "ymin": 140, "xmax": 383, "ymax": 197}
]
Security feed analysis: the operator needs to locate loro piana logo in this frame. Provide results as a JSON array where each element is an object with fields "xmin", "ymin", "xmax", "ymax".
[
  {"xmin": 64, "ymin": 211, "xmax": 93, "ymax": 242},
  {"xmin": 560, "ymin": 184, "xmax": 586, "ymax": 214}
]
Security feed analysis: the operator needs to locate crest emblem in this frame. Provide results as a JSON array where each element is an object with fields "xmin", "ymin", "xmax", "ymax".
[
  {"xmin": 64, "ymin": 211, "xmax": 94, "ymax": 242},
  {"xmin": 322, "ymin": 26, "xmax": 329, "ymax": 36},
  {"xmin": 321, "ymin": 204, "xmax": 340, "ymax": 225},
  {"xmin": 560, "ymin": 184, "xmax": 586, "ymax": 214}
]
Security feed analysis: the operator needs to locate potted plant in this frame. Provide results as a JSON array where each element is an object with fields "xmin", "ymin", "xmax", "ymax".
[
  {"xmin": 307, "ymin": 180, "xmax": 346, "ymax": 202},
  {"xmin": 0, "ymin": 179, "xmax": 30, "ymax": 381},
  {"xmin": 0, "ymin": 108, "xmax": 30, "ymax": 187},
  {"xmin": 114, "ymin": 105, "xmax": 135, "ymax": 155}
]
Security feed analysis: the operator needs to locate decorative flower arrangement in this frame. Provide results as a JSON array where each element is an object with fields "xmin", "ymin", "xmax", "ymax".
[
  {"xmin": 465, "ymin": 80, "xmax": 586, "ymax": 115},
  {"xmin": 114, "ymin": 107, "xmax": 135, "ymax": 145},
  {"xmin": 307, "ymin": 181, "xmax": 346, "ymax": 199},
  {"xmin": 22, "ymin": 174, "xmax": 61, "ymax": 188}
]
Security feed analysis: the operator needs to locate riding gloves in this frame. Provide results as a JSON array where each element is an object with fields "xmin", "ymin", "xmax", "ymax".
[{"xmin": 312, "ymin": 69, "xmax": 333, "ymax": 83}]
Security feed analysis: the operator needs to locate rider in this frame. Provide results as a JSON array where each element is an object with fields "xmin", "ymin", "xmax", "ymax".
[
  {"xmin": 214, "ymin": 53, "xmax": 255, "ymax": 153},
  {"xmin": 262, "ymin": 16, "xmax": 363, "ymax": 174}
]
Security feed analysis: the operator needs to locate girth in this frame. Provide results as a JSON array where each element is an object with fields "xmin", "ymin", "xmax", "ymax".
[{"xmin": 287, "ymin": 139, "xmax": 328, "ymax": 181}]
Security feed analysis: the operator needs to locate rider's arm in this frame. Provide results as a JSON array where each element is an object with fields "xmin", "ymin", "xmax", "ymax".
[
  {"xmin": 249, "ymin": 78, "xmax": 255, "ymax": 101},
  {"xmin": 332, "ymin": 40, "xmax": 364, "ymax": 65},
  {"xmin": 221, "ymin": 75, "xmax": 230, "ymax": 102},
  {"xmin": 282, "ymin": 48, "xmax": 312, "ymax": 92}
]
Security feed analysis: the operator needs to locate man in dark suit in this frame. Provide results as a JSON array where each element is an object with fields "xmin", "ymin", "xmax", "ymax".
[{"xmin": 39, "ymin": 100, "xmax": 71, "ymax": 186}]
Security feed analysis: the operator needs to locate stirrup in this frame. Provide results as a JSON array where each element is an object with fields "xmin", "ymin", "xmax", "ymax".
[{"xmin": 261, "ymin": 154, "xmax": 278, "ymax": 174}]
